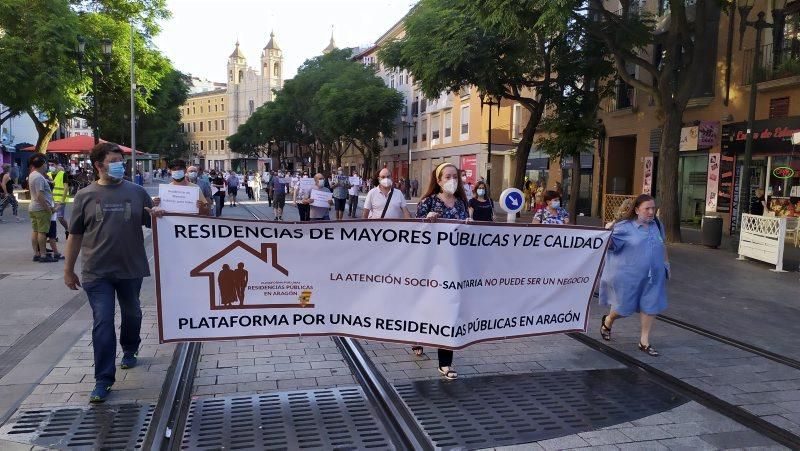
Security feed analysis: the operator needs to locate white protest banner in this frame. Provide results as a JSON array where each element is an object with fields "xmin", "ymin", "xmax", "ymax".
[
  {"xmin": 299, "ymin": 178, "xmax": 315, "ymax": 191},
  {"xmin": 158, "ymin": 184, "xmax": 199, "ymax": 214},
  {"xmin": 310, "ymin": 189, "xmax": 333, "ymax": 208},
  {"xmin": 154, "ymin": 215, "xmax": 610, "ymax": 348},
  {"xmin": 349, "ymin": 176, "xmax": 360, "ymax": 186}
]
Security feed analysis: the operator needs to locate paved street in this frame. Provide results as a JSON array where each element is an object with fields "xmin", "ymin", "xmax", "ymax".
[{"xmin": 0, "ymin": 191, "xmax": 798, "ymax": 449}]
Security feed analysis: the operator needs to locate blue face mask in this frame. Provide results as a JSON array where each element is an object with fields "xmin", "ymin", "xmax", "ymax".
[
  {"xmin": 172, "ymin": 170, "xmax": 185, "ymax": 180},
  {"xmin": 551, "ymin": 200, "xmax": 561, "ymax": 209},
  {"xmin": 107, "ymin": 161, "xmax": 125, "ymax": 179}
]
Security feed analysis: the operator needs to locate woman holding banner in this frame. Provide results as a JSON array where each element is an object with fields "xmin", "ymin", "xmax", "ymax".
[
  {"xmin": 599, "ymin": 194, "xmax": 669, "ymax": 357},
  {"xmin": 414, "ymin": 162, "xmax": 468, "ymax": 380}
]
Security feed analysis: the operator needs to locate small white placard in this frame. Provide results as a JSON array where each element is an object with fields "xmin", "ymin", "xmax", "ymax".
[
  {"xmin": 349, "ymin": 176, "xmax": 361, "ymax": 186},
  {"xmin": 159, "ymin": 184, "xmax": 200, "ymax": 214},
  {"xmin": 310, "ymin": 189, "xmax": 333, "ymax": 208},
  {"xmin": 299, "ymin": 178, "xmax": 315, "ymax": 190}
]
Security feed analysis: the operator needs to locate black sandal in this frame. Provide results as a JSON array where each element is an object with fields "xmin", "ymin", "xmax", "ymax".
[
  {"xmin": 600, "ymin": 315, "xmax": 612, "ymax": 341},
  {"xmin": 438, "ymin": 366, "xmax": 458, "ymax": 380},
  {"xmin": 411, "ymin": 346, "xmax": 423, "ymax": 356},
  {"xmin": 638, "ymin": 343, "xmax": 659, "ymax": 357}
]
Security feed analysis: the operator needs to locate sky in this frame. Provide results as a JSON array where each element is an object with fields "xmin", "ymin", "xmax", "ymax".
[{"xmin": 153, "ymin": 0, "xmax": 416, "ymax": 83}]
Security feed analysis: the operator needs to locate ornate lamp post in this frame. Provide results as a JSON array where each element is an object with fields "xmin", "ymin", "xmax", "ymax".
[
  {"xmin": 737, "ymin": 0, "xmax": 786, "ymax": 227},
  {"xmin": 75, "ymin": 36, "xmax": 112, "ymax": 145},
  {"xmin": 480, "ymin": 93, "xmax": 501, "ymax": 192}
]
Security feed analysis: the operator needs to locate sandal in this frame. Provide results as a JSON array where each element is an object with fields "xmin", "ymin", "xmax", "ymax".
[
  {"xmin": 438, "ymin": 366, "xmax": 458, "ymax": 380},
  {"xmin": 600, "ymin": 315, "xmax": 612, "ymax": 341},
  {"xmin": 638, "ymin": 343, "xmax": 659, "ymax": 357},
  {"xmin": 411, "ymin": 346, "xmax": 423, "ymax": 356}
]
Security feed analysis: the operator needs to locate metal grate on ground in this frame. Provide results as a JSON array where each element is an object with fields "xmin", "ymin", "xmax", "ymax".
[
  {"xmin": 395, "ymin": 368, "xmax": 687, "ymax": 449},
  {"xmin": 180, "ymin": 386, "xmax": 395, "ymax": 450},
  {"xmin": 0, "ymin": 403, "xmax": 153, "ymax": 450}
]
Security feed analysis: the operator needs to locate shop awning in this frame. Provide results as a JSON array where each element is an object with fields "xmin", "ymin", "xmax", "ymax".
[{"xmin": 21, "ymin": 135, "xmax": 146, "ymax": 155}]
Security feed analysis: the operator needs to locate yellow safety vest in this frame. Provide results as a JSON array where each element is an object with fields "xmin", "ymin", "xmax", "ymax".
[{"xmin": 53, "ymin": 171, "xmax": 67, "ymax": 202}]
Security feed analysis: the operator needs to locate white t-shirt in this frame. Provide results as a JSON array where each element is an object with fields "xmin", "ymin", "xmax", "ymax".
[
  {"xmin": 363, "ymin": 187, "xmax": 407, "ymax": 219},
  {"xmin": 348, "ymin": 177, "xmax": 361, "ymax": 196}
]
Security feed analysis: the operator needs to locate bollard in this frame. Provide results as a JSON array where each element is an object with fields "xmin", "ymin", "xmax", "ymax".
[{"xmin": 499, "ymin": 188, "xmax": 524, "ymax": 224}]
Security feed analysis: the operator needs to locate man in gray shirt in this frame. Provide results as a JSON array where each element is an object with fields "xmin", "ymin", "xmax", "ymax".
[
  {"xmin": 27, "ymin": 154, "xmax": 57, "ymax": 262},
  {"xmin": 63, "ymin": 143, "xmax": 160, "ymax": 403}
]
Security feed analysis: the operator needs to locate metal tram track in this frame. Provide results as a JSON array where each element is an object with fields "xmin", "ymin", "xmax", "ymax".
[
  {"xmin": 141, "ymin": 203, "xmax": 430, "ymax": 450},
  {"xmin": 567, "ymin": 332, "xmax": 800, "ymax": 449}
]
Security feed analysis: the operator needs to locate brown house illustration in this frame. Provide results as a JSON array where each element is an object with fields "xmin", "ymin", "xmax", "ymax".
[{"xmin": 190, "ymin": 240, "xmax": 309, "ymax": 310}]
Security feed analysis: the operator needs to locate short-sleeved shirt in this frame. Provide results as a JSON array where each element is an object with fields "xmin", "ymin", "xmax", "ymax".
[
  {"xmin": 469, "ymin": 198, "xmax": 494, "ymax": 222},
  {"xmin": 533, "ymin": 207, "xmax": 569, "ymax": 224},
  {"xmin": 415, "ymin": 195, "xmax": 468, "ymax": 220},
  {"xmin": 272, "ymin": 178, "xmax": 288, "ymax": 199},
  {"xmin": 332, "ymin": 175, "xmax": 349, "ymax": 199},
  {"xmin": 348, "ymin": 178, "xmax": 361, "ymax": 196},
  {"xmin": 28, "ymin": 171, "xmax": 53, "ymax": 212},
  {"xmin": 310, "ymin": 186, "xmax": 332, "ymax": 219},
  {"xmin": 364, "ymin": 187, "xmax": 407, "ymax": 219},
  {"xmin": 211, "ymin": 176, "xmax": 226, "ymax": 196},
  {"xmin": 68, "ymin": 180, "xmax": 153, "ymax": 281}
]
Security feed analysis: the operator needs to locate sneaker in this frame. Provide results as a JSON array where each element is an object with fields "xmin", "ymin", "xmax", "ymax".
[
  {"xmin": 51, "ymin": 253, "xmax": 65, "ymax": 260},
  {"xmin": 120, "ymin": 353, "xmax": 137, "ymax": 369},
  {"xmin": 39, "ymin": 256, "xmax": 58, "ymax": 263},
  {"xmin": 32, "ymin": 255, "xmax": 41, "ymax": 262},
  {"xmin": 89, "ymin": 383, "xmax": 112, "ymax": 403}
]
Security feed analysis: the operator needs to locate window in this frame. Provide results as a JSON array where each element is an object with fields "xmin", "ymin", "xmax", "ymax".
[
  {"xmin": 460, "ymin": 105, "xmax": 470, "ymax": 136},
  {"xmin": 193, "ymin": 122, "xmax": 197, "ymax": 132},
  {"xmin": 512, "ymin": 104, "xmax": 523, "ymax": 140},
  {"xmin": 421, "ymin": 118, "xmax": 428, "ymax": 142},
  {"xmin": 221, "ymin": 140, "xmax": 225, "ymax": 150},
  {"xmin": 200, "ymin": 141, "xmax": 204, "ymax": 151},
  {"xmin": 215, "ymin": 120, "xmax": 218, "ymax": 131},
  {"xmin": 221, "ymin": 121, "xmax": 225, "ymax": 131},
  {"xmin": 431, "ymin": 114, "xmax": 440, "ymax": 141},
  {"xmin": 200, "ymin": 122, "xmax": 203, "ymax": 132},
  {"xmin": 390, "ymin": 75, "xmax": 395, "ymax": 89},
  {"xmin": 444, "ymin": 111, "xmax": 452, "ymax": 138},
  {"xmin": 192, "ymin": 107, "xmax": 196, "ymax": 114},
  {"xmin": 215, "ymin": 105, "xmax": 218, "ymax": 112},
  {"xmin": 208, "ymin": 121, "xmax": 211, "ymax": 131},
  {"xmin": 274, "ymin": 62, "xmax": 280, "ymax": 79},
  {"xmin": 221, "ymin": 103, "xmax": 225, "ymax": 111},
  {"xmin": 770, "ymin": 97, "xmax": 790, "ymax": 118},
  {"xmin": 214, "ymin": 140, "xmax": 218, "ymax": 150},
  {"xmin": 249, "ymin": 99, "xmax": 255, "ymax": 114},
  {"xmin": 393, "ymin": 138, "xmax": 399, "ymax": 146},
  {"xmin": 200, "ymin": 106, "xmax": 203, "ymax": 113},
  {"xmin": 398, "ymin": 71, "xmax": 404, "ymax": 86},
  {"xmin": 208, "ymin": 141, "xmax": 211, "ymax": 151}
]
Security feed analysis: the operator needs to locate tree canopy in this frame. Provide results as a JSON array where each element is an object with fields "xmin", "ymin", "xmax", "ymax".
[{"xmin": 228, "ymin": 49, "xmax": 404, "ymax": 174}]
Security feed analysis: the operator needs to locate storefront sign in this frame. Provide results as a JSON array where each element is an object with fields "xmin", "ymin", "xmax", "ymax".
[
  {"xmin": 154, "ymin": 215, "xmax": 610, "ymax": 347},
  {"xmin": 679, "ymin": 126, "xmax": 699, "ymax": 151},
  {"xmin": 642, "ymin": 157, "xmax": 654, "ymax": 195},
  {"xmin": 773, "ymin": 166, "xmax": 795, "ymax": 179},
  {"xmin": 722, "ymin": 116, "xmax": 800, "ymax": 155},
  {"xmin": 706, "ymin": 153, "xmax": 720, "ymax": 212},
  {"xmin": 460, "ymin": 154, "xmax": 478, "ymax": 184},
  {"xmin": 698, "ymin": 121, "xmax": 719, "ymax": 148}
]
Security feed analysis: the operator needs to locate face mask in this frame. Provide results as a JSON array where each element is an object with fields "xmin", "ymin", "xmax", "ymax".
[
  {"xmin": 278, "ymin": 173, "xmax": 284, "ymax": 178},
  {"xmin": 172, "ymin": 170, "xmax": 185, "ymax": 180},
  {"xmin": 317, "ymin": 179, "xmax": 325, "ymax": 186},
  {"xmin": 188, "ymin": 171, "xmax": 198, "ymax": 181},
  {"xmin": 337, "ymin": 171, "xmax": 343, "ymax": 175},
  {"xmin": 443, "ymin": 179, "xmax": 458, "ymax": 194},
  {"xmin": 379, "ymin": 177, "xmax": 392, "ymax": 188},
  {"xmin": 550, "ymin": 200, "xmax": 561, "ymax": 209},
  {"xmin": 477, "ymin": 189, "xmax": 486, "ymax": 196},
  {"xmin": 48, "ymin": 166, "xmax": 55, "ymax": 172},
  {"xmin": 107, "ymin": 161, "xmax": 125, "ymax": 180}
]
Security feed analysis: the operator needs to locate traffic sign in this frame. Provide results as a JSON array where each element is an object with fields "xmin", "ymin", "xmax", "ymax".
[{"xmin": 500, "ymin": 188, "xmax": 524, "ymax": 215}]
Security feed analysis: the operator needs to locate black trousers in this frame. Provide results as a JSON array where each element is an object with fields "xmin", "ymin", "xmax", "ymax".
[
  {"xmin": 297, "ymin": 203, "xmax": 310, "ymax": 221},
  {"xmin": 348, "ymin": 195, "xmax": 359, "ymax": 217},
  {"xmin": 438, "ymin": 349, "xmax": 453, "ymax": 367}
]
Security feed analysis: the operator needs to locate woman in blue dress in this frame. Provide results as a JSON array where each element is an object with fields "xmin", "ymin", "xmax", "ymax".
[
  {"xmin": 413, "ymin": 162, "xmax": 468, "ymax": 380},
  {"xmin": 599, "ymin": 194, "xmax": 669, "ymax": 357}
]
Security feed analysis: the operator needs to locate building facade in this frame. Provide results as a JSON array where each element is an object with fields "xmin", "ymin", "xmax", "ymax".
[
  {"xmin": 180, "ymin": 33, "xmax": 284, "ymax": 172},
  {"xmin": 596, "ymin": 0, "xmax": 800, "ymax": 233}
]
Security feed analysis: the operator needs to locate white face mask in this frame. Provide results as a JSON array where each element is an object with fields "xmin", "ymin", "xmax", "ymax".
[
  {"xmin": 476, "ymin": 188, "xmax": 486, "ymax": 196},
  {"xmin": 550, "ymin": 200, "xmax": 561, "ymax": 209},
  {"xmin": 442, "ymin": 179, "xmax": 458, "ymax": 194},
  {"xmin": 379, "ymin": 177, "xmax": 392, "ymax": 188},
  {"xmin": 317, "ymin": 179, "xmax": 325, "ymax": 186}
]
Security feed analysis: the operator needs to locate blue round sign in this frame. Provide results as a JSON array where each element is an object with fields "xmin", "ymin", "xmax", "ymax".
[{"xmin": 504, "ymin": 191, "xmax": 523, "ymax": 211}]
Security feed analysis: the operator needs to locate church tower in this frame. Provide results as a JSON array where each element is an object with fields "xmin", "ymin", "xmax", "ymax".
[
  {"xmin": 261, "ymin": 31, "xmax": 283, "ymax": 94},
  {"xmin": 227, "ymin": 40, "xmax": 246, "ymax": 86}
]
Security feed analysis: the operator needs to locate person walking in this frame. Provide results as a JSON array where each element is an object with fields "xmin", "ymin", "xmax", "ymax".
[
  {"xmin": 410, "ymin": 177, "xmax": 419, "ymax": 198},
  {"xmin": 226, "ymin": 171, "xmax": 240, "ymax": 207},
  {"xmin": 348, "ymin": 171, "xmax": 361, "ymax": 218},
  {"xmin": 263, "ymin": 171, "xmax": 273, "ymax": 207},
  {"xmin": 210, "ymin": 170, "xmax": 226, "ymax": 217},
  {"xmin": 27, "ymin": 154, "xmax": 58, "ymax": 262},
  {"xmin": 245, "ymin": 171, "xmax": 255, "ymax": 200},
  {"xmin": 252, "ymin": 172, "xmax": 262, "ymax": 203},
  {"xmin": 63, "ymin": 142, "xmax": 161, "ymax": 402},
  {"xmin": 52, "ymin": 164, "xmax": 70, "ymax": 238},
  {"xmin": 468, "ymin": 180, "xmax": 494, "ymax": 221},
  {"xmin": 189, "ymin": 166, "xmax": 213, "ymax": 215},
  {"xmin": 271, "ymin": 171, "xmax": 289, "ymax": 220},
  {"xmin": 531, "ymin": 190, "xmax": 569, "ymax": 225},
  {"xmin": 331, "ymin": 167, "xmax": 350, "ymax": 220},
  {"xmin": 307, "ymin": 173, "xmax": 333, "ymax": 220},
  {"xmin": 294, "ymin": 173, "xmax": 313, "ymax": 221},
  {"xmin": 414, "ymin": 162, "xmax": 468, "ymax": 380},
  {"xmin": 0, "ymin": 163, "xmax": 23, "ymax": 223},
  {"xmin": 599, "ymin": 194, "xmax": 669, "ymax": 357},
  {"xmin": 362, "ymin": 168, "xmax": 410, "ymax": 219}
]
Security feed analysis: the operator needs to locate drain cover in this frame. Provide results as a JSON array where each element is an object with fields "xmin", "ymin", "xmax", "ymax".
[
  {"xmin": 180, "ymin": 386, "xmax": 395, "ymax": 450},
  {"xmin": 0, "ymin": 404, "xmax": 153, "ymax": 450},
  {"xmin": 395, "ymin": 369, "xmax": 686, "ymax": 449}
]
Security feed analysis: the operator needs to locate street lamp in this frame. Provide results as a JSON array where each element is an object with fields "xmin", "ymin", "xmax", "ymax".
[
  {"xmin": 401, "ymin": 116, "xmax": 416, "ymax": 199},
  {"xmin": 480, "ymin": 93, "xmax": 501, "ymax": 192},
  {"xmin": 75, "ymin": 36, "xmax": 113, "ymax": 145},
  {"xmin": 737, "ymin": 0, "xmax": 787, "ymax": 228}
]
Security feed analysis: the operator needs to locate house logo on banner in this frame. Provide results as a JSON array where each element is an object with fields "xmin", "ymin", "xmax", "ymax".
[{"xmin": 189, "ymin": 240, "xmax": 315, "ymax": 310}]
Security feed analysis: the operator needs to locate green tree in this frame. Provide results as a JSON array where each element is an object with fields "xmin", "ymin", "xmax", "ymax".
[
  {"xmin": 379, "ymin": 0, "xmax": 573, "ymax": 190},
  {"xmin": 558, "ymin": 0, "xmax": 722, "ymax": 242},
  {"xmin": 0, "ymin": 0, "xmax": 173, "ymax": 153}
]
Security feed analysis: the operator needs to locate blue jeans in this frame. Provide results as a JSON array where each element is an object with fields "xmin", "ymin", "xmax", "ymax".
[{"xmin": 84, "ymin": 278, "xmax": 143, "ymax": 385}]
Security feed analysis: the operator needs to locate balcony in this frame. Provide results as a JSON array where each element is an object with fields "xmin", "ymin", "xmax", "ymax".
[
  {"xmin": 604, "ymin": 83, "xmax": 636, "ymax": 113},
  {"xmin": 743, "ymin": 42, "xmax": 800, "ymax": 90}
]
